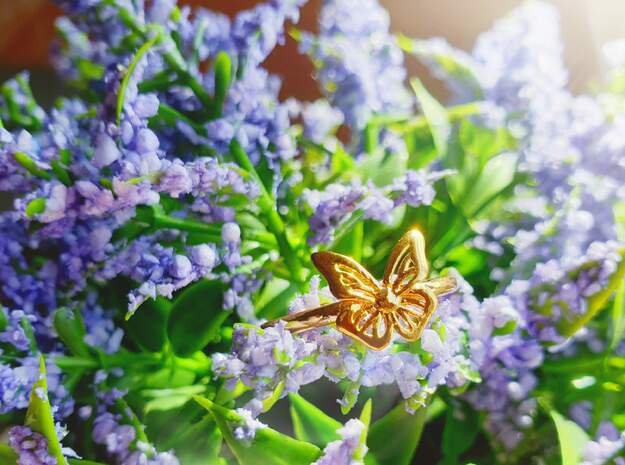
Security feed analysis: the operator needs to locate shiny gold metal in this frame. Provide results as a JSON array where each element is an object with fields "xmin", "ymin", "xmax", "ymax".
[{"xmin": 262, "ymin": 228, "xmax": 456, "ymax": 351}]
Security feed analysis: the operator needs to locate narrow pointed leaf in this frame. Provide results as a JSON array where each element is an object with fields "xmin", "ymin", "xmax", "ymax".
[
  {"xmin": 610, "ymin": 203, "xmax": 625, "ymax": 350},
  {"xmin": 126, "ymin": 297, "xmax": 170, "ymax": 352},
  {"xmin": 365, "ymin": 402, "xmax": 428, "ymax": 465},
  {"xmin": 441, "ymin": 405, "xmax": 479, "ymax": 461},
  {"xmin": 194, "ymin": 396, "xmax": 321, "ymax": 465},
  {"xmin": 68, "ymin": 460, "xmax": 108, "ymax": 465},
  {"xmin": 560, "ymin": 248, "xmax": 625, "ymax": 337},
  {"xmin": 213, "ymin": 51, "xmax": 232, "ymax": 117},
  {"xmin": 289, "ymin": 393, "xmax": 342, "ymax": 447},
  {"xmin": 54, "ymin": 307, "xmax": 90, "ymax": 357},
  {"xmin": 25, "ymin": 355, "xmax": 68, "ymax": 465},
  {"xmin": 545, "ymin": 406, "xmax": 589, "ymax": 465},
  {"xmin": 410, "ymin": 78, "xmax": 450, "ymax": 158},
  {"xmin": 359, "ymin": 399, "xmax": 372, "ymax": 429},
  {"xmin": 461, "ymin": 151, "xmax": 518, "ymax": 217},
  {"xmin": 0, "ymin": 444, "xmax": 18, "ymax": 465},
  {"xmin": 0, "ymin": 305, "xmax": 7, "ymax": 332},
  {"xmin": 167, "ymin": 279, "xmax": 228, "ymax": 356},
  {"xmin": 25, "ymin": 198, "xmax": 46, "ymax": 217}
]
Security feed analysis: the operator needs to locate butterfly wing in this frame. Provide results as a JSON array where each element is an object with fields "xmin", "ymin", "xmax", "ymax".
[
  {"xmin": 382, "ymin": 229, "xmax": 450, "ymax": 342},
  {"xmin": 335, "ymin": 301, "xmax": 393, "ymax": 350},
  {"xmin": 382, "ymin": 229, "xmax": 429, "ymax": 296},
  {"xmin": 391, "ymin": 287, "xmax": 438, "ymax": 341},
  {"xmin": 311, "ymin": 251, "xmax": 379, "ymax": 302}
]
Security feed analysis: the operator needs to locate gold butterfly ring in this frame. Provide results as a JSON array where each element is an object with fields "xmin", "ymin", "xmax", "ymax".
[{"xmin": 262, "ymin": 228, "xmax": 457, "ymax": 351}]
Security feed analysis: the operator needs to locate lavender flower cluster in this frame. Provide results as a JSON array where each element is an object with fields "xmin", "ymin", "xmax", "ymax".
[{"xmin": 2, "ymin": 0, "xmax": 625, "ymax": 464}]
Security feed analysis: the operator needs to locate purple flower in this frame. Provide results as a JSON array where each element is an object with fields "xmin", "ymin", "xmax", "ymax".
[
  {"xmin": 312, "ymin": 419, "xmax": 367, "ymax": 465},
  {"xmin": 301, "ymin": 0, "xmax": 411, "ymax": 131},
  {"xmin": 0, "ymin": 309, "xmax": 33, "ymax": 351},
  {"xmin": 233, "ymin": 408, "xmax": 267, "ymax": 441},
  {"xmin": 9, "ymin": 426, "xmax": 57, "ymax": 465},
  {"xmin": 300, "ymin": 99, "xmax": 344, "ymax": 143},
  {"xmin": 1, "ymin": 356, "xmax": 73, "ymax": 418},
  {"xmin": 305, "ymin": 169, "xmax": 450, "ymax": 245},
  {"xmin": 93, "ymin": 133, "xmax": 121, "ymax": 168},
  {"xmin": 232, "ymin": 0, "xmax": 306, "ymax": 64},
  {"xmin": 214, "ymin": 270, "xmax": 482, "ymax": 410},
  {"xmin": 304, "ymin": 182, "xmax": 365, "ymax": 245}
]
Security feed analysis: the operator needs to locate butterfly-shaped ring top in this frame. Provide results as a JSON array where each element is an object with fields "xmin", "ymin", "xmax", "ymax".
[{"xmin": 262, "ymin": 228, "xmax": 456, "ymax": 351}]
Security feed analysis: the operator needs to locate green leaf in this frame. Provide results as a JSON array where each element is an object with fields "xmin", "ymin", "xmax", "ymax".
[
  {"xmin": 366, "ymin": 402, "xmax": 428, "ymax": 465},
  {"xmin": 116, "ymin": 32, "xmax": 161, "ymax": 125},
  {"xmin": 610, "ymin": 280, "xmax": 625, "ymax": 351},
  {"xmin": 167, "ymin": 279, "xmax": 228, "ymax": 357},
  {"xmin": 559, "ymin": 248, "xmax": 625, "ymax": 337},
  {"xmin": 144, "ymin": 400, "xmax": 223, "ymax": 465},
  {"xmin": 458, "ymin": 119, "xmax": 514, "ymax": 168},
  {"xmin": 0, "ymin": 444, "xmax": 18, "ymax": 465},
  {"xmin": 370, "ymin": 150, "xmax": 408, "ymax": 188},
  {"xmin": 340, "ymin": 381, "xmax": 361, "ymax": 415},
  {"xmin": 256, "ymin": 279, "xmax": 299, "ymax": 320},
  {"xmin": 213, "ymin": 51, "xmax": 232, "ymax": 118},
  {"xmin": 441, "ymin": 404, "xmax": 479, "ymax": 461},
  {"xmin": 410, "ymin": 78, "xmax": 450, "ymax": 158},
  {"xmin": 51, "ymin": 159, "xmax": 72, "ymax": 186},
  {"xmin": 354, "ymin": 399, "xmax": 372, "ymax": 463},
  {"xmin": 544, "ymin": 404, "xmax": 589, "ymax": 465},
  {"xmin": 13, "ymin": 152, "xmax": 51, "ymax": 180},
  {"xmin": 76, "ymin": 59, "xmax": 105, "ymax": 82},
  {"xmin": 143, "ymin": 365, "xmax": 197, "ymax": 389},
  {"xmin": 53, "ymin": 307, "xmax": 90, "ymax": 357},
  {"xmin": 458, "ymin": 151, "xmax": 518, "ymax": 218},
  {"xmin": 408, "ymin": 38, "xmax": 483, "ymax": 101},
  {"xmin": 25, "ymin": 355, "xmax": 69, "ymax": 465},
  {"xmin": 25, "ymin": 197, "xmax": 47, "ymax": 218},
  {"xmin": 125, "ymin": 297, "xmax": 171, "ymax": 352},
  {"xmin": 0, "ymin": 304, "xmax": 7, "ymax": 332},
  {"xmin": 289, "ymin": 393, "xmax": 342, "ymax": 447},
  {"xmin": 330, "ymin": 144, "xmax": 356, "ymax": 174},
  {"xmin": 359, "ymin": 399, "xmax": 372, "ymax": 429},
  {"xmin": 68, "ymin": 460, "xmax": 108, "ymax": 465},
  {"xmin": 142, "ymin": 385, "xmax": 206, "ymax": 413},
  {"xmin": 610, "ymin": 203, "xmax": 625, "ymax": 350},
  {"xmin": 194, "ymin": 396, "xmax": 321, "ymax": 465},
  {"xmin": 20, "ymin": 316, "xmax": 38, "ymax": 354}
]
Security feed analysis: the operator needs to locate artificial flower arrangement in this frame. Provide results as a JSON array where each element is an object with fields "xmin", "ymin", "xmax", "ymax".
[{"xmin": 1, "ymin": 0, "xmax": 625, "ymax": 464}]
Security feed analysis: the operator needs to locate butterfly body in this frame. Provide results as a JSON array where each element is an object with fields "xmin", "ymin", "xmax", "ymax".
[{"xmin": 374, "ymin": 286, "xmax": 401, "ymax": 313}]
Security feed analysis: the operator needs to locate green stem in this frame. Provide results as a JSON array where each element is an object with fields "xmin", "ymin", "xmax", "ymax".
[
  {"xmin": 116, "ymin": 33, "xmax": 161, "ymax": 125},
  {"xmin": 115, "ymin": 397, "xmax": 151, "ymax": 447},
  {"xmin": 56, "ymin": 350, "xmax": 212, "ymax": 375},
  {"xmin": 138, "ymin": 70, "xmax": 178, "ymax": 93},
  {"xmin": 151, "ymin": 212, "xmax": 277, "ymax": 248},
  {"xmin": 55, "ymin": 356, "xmax": 100, "ymax": 370},
  {"xmin": 152, "ymin": 213, "xmax": 221, "ymax": 237},
  {"xmin": 371, "ymin": 101, "xmax": 483, "ymax": 133},
  {"xmin": 229, "ymin": 139, "xmax": 306, "ymax": 286},
  {"xmin": 363, "ymin": 122, "xmax": 379, "ymax": 153},
  {"xmin": 156, "ymin": 103, "xmax": 207, "ymax": 136},
  {"xmin": 105, "ymin": 1, "xmax": 213, "ymax": 110}
]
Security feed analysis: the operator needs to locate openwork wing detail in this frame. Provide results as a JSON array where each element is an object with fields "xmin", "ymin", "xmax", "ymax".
[
  {"xmin": 383, "ymin": 229, "xmax": 429, "ymax": 296},
  {"xmin": 265, "ymin": 227, "xmax": 458, "ymax": 351},
  {"xmin": 311, "ymin": 251, "xmax": 379, "ymax": 301},
  {"xmin": 392, "ymin": 287, "xmax": 438, "ymax": 341},
  {"xmin": 335, "ymin": 302, "xmax": 393, "ymax": 350}
]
